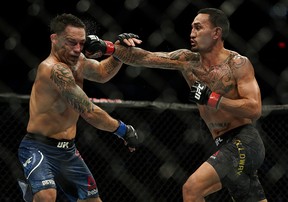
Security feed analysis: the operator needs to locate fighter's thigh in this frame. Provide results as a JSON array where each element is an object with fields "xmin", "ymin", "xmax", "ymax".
[
  {"xmin": 185, "ymin": 162, "xmax": 222, "ymax": 196},
  {"xmin": 18, "ymin": 145, "xmax": 56, "ymax": 193},
  {"xmin": 59, "ymin": 152, "xmax": 99, "ymax": 200},
  {"xmin": 77, "ymin": 197, "xmax": 102, "ymax": 202}
]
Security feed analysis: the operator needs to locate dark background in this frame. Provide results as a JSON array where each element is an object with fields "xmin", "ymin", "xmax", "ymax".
[
  {"xmin": 1, "ymin": 1, "xmax": 288, "ymax": 201},
  {"xmin": 0, "ymin": 0, "xmax": 288, "ymax": 104}
]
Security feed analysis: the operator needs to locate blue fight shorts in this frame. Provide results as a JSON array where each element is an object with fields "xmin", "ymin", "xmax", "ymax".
[{"xmin": 18, "ymin": 133, "xmax": 99, "ymax": 201}]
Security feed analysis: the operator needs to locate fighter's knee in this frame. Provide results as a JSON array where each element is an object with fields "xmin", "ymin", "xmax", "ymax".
[
  {"xmin": 95, "ymin": 197, "xmax": 103, "ymax": 202},
  {"xmin": 182, "ymin": 181, "xmax": 191, "ymax": 196},
  {"xmin": 33, "ymin": 189, "xmax": 56, "ymax": 202},
  {"xmin": 182, "ymin": 177, "xmax": 198, "ymax": 197}
]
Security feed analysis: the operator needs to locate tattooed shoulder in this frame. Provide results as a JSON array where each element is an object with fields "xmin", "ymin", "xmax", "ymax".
[
  {"xmin": 50, "ymin": 63, "xmax": 75, "ymax": 89},
  {"xmin": 231, "ymin": 54, "xmax": 247, "ymax": 69}
]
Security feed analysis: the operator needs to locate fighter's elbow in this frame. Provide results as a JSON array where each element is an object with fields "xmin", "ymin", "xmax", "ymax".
[
  {"xmin": 80, "ymin": 111, "xmax": 97, "ymax": 125},
  {"xmin": 251, "ymin": 111, "xmax": 261, "ymax": 121},
  {"xmin": 250, "ymin": 102, "xmax": 262, "ymax": 120},
  {"xmin": 97, "ymin": 77, "xmax": 110, "ymax": 83}
]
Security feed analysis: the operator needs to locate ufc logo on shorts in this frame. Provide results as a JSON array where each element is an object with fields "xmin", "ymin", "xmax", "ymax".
[
  {"xmin": 195, "ymin": 83, "xmax": 205, "ymax": 100},
  {"xmin": 215, "ymin": 137, "xmax": 223, "ymax": 146},
  {"xmin": 57, "ymin": 142, "xmax": 69, "ymax": 148},
  {"xmin": 23, "ymin": 157, "xmax": 33, "ymax": 167}
]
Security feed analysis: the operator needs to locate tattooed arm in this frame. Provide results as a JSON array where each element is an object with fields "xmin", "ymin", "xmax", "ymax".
[
  {"xmin": 218, "ymin": 56, "xmax": 262, "ymax": 121},
  {"xmin": 81, "ymin": 53, "xmax": 124, "ymax": 83},
  {"xmin": 113, "ymin": 45, "xmax": 199, "ymax": 71},
  {"xmin": 81, "ymin": 34, "xmax": 142, "ymax": 83},
  {"xmin": 50, "ymin": 63, "xmax": 119, "ymax": 132}
]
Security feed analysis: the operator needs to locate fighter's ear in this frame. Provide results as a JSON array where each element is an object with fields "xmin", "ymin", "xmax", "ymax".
[
  {"xmin": 50, "ymin": 33, "xmax": 57, "ymax": 42},
  {"xmin": 213, "ymin": 27, "xmax": 222, "ymax": 40}
]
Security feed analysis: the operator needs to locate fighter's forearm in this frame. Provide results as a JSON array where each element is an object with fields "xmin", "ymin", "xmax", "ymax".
[
  {"xmin": 95, "ymin": 56, "xmax": 123, "ymax": 83},
  {"xmin": 218, "ymin": 96, "xmax": 262, "ymax": 121},
  {"xmin": 113, "ymin": 45, "xmax": 150, "ymax": 66},
  {"xmin": 113, "ymin": 45, "xmax": 183, "ymax": 70},
  {"xmin": 82, "ymin": 56, "xmax": 123, "ymax": 83},
  {"xmin": 81, "ymin": 106, "xmax": 119, "ymax": 132}
]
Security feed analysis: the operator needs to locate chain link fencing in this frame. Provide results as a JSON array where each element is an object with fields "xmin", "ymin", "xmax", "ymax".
[{"xmin": 0, "ymin": 95, "xmax": 287, "ymax": 202}]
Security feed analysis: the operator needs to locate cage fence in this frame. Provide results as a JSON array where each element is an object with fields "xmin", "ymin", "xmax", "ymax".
[{"xmin": 0, "ymin": 95, "xmax": 287, "ymax": 202}]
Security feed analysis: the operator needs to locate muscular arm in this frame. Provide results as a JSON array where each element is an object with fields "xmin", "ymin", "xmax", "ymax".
[
  {"xmin": 82, "ymin": 54, "xmax": 123, "ymax": 83},
  {"xmin": 82, "ymin": 35, "xmax": 142, "ymax": 83},
  {"xmin": 218, "ymin": 57, "xmax": 262, "ymax": 121},
  {"xmin": 50, "ymin": 63, "xmax": 119, "ymax": 131},
  {"xmin": 113, "ymin": 45, "xmax": 199, "ymax": 71}
]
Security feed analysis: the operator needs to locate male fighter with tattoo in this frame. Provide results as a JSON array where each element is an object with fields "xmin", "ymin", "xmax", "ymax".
[
  {"xmin": 18, "ymin": 13, "xmax": 141, "ymax": 202},
  {"xmin": 112, "ymin": 8, "xmax": 267, "ymax": 202}
]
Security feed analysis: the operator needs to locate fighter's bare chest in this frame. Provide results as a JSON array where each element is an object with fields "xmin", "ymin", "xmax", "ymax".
[{"xmin": 192, "ymin": 64, "xmax": 236, "ymax": 93}]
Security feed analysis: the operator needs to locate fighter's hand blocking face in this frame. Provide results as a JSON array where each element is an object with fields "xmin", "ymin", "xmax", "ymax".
[
  {"xmin": 113, "ymin": 120, "xmax": 140, "ymax": 152},
  {"xmin": 189, "ymin": 81, "xmax": 222, "ymax": 109},
  {"xmin": 83, "ymin": 35, "xmax": 115, "ymax": 58}
]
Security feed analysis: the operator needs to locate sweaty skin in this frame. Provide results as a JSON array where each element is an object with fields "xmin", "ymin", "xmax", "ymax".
[
  {"xmin": 113, "ymin": 16, "xmax": 261, "ymax": 140},
  {"xmin": 23, "ymin": 19, "xmax": 142, "ymax": 202},
  {"xmin": 27, "ymin": 25, "xmax": 127, "ymax": 140},
  {"xmin": 113, "ymin": 11, "xmax": 267, "ymax": 202}
]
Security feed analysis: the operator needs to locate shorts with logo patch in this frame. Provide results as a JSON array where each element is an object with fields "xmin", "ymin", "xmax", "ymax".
[
  {"xmin": 207, "ymin": 124, "xmax": 266, "ymax": 201},
  {"xmin": 18, "ymin": 133, "xmax": 99, "ymax": 201}
]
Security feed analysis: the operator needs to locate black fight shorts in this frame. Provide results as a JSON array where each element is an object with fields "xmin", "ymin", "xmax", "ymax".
[{"xmin": 207, "ymin": 124, "xmax": 266, "ymax": 201}]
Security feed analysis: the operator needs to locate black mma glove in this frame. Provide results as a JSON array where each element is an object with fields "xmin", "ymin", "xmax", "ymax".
[
  {"xmin": 189, "ymin": 81, "xmax": 222, "ymax": 109},
  {"xmin": 117, "ymin": 33, "xmax": 139, "ymax": 46},
  {"xmin": 114, "ymin": 120, "xmax": 139, "ymax": 148},
  {"xmin": 83, "ymin": 35, "xmax": 115, "ymax": 58}
]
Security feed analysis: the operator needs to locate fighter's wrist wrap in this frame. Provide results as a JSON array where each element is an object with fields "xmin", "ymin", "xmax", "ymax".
[
  {"xmin": 104, "ymin": 40, "xmax": 115, "ymax": 55},
  {"xmin": 113, "ymin": 120, "xmax": 127, "ymax": 138},
  {"xmin": 207, "ymin": 92, "xmax": 222, "ymax": 109}
]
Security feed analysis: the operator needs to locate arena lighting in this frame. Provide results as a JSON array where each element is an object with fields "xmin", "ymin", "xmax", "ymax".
[
  {"xmin": 278, "ymin": 41, "xmax": 286, "ymax": 49},
  {"xmin": 4, "ymin": 37, "xmax": 18, "ymax": 50},
  {"xmin": 76, "ymin": 0, "xmax": 90, "ymax": 12}
]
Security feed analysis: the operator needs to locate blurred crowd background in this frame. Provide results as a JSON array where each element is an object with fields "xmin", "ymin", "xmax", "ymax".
[{"xmin": 0, "ymin": 0, "xmax": 287, "ymax": 104}]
